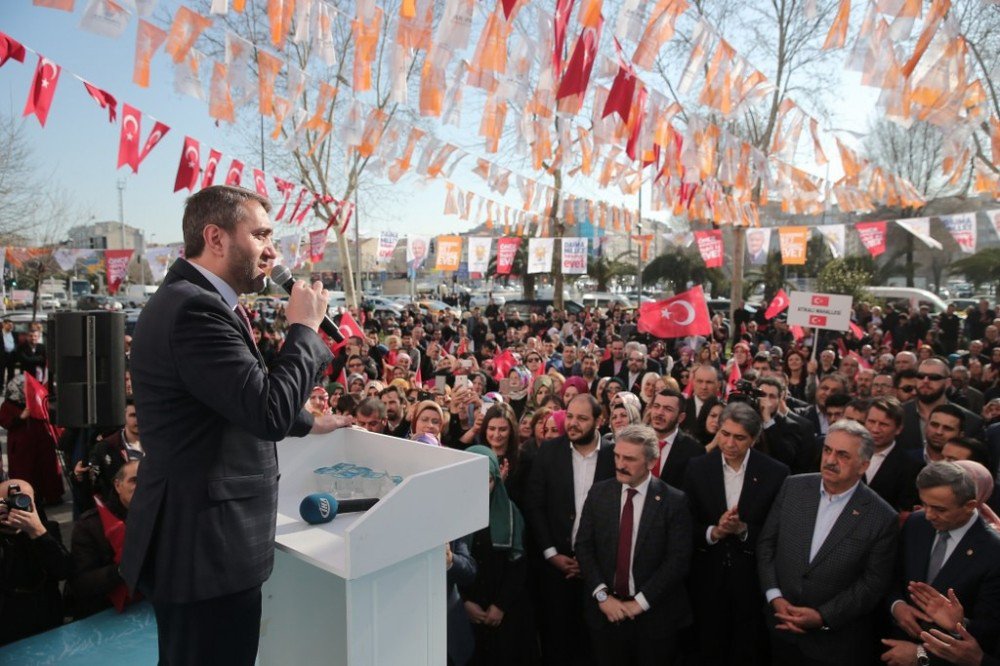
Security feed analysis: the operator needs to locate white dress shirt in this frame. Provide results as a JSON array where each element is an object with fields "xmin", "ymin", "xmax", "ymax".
[
  {"xmin": 706, "ymin": 452, "xmax": 749, "ymax": 545},
  {"xmin": 657, "ymin": 428, "xmax": 679, "ymax": 475},
  {"xmin": 865, "ymin": 442, "xmax": 896, "ymax": 483},
  {"xmin": 593, "ymin": 474, "xmax": 653, "ymax": 611},
  {"xmin": 189, "ymin": 261, "xmax": 239, "ymax": 310},
  {"xmin": 543, "ymin": 440, "xmax": 602, "ymax": 560}
]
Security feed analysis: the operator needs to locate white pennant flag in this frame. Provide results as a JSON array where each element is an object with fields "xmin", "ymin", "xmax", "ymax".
[
  {"xmin": 561, "ymin": 238, "xmax": 588, "ymax": 274},
  {"xmin": 174, "ymin": 51, "xmax": 204, "ymax": 100},
  {"xmin": 52, "ymin": 248, "xmax": 90, "ymax": 271},
  {"xmin": 987, "ymin": 209, "xmax": 1000, "ymax": 240},
  {"xmin": 895, "ymin": 217, "xmax": 942, "ymax": 250},
  {"xmin": 376, "ymin": 231, "xmax": 399, "ymax": 264},
  {"xmin": 815, "ymin": 224, "xmax": 845, "ymax": 259},
  {"xmin": 79, "ymin": 0, "xmax": 132, "ymax": 38},
  {"xmin": 527, "ymin": 238, "xmax": 555, "ymax": 274},
  {"xmin": 940, "ymin": 213, "xmax": 977, "ymax": 254},
  {"xmin": 144, "ymin": 246, "xmax": 177, "ymax": 282},
  {"xmin": 467, "ymin": 237, "xmax": 492, "ymax": 275},
  {"xmin": 276, "ymin": 234, "xmax": 305, "ymax": 269}
]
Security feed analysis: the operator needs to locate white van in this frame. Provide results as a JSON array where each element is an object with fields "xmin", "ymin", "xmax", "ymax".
[
  {"xmin": 867, "ymin": 287, "xmax": 948, "ymax": 314},
  {"xmin": 326, "ymin": 290, "xmax": 348, "ymax": 312}
]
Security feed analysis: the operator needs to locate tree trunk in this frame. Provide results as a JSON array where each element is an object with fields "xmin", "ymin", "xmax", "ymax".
[
  {"xmin": 905, "ymin": 234, "xmax": 914, "ymax": 287},
  {"xmin": 551, "ymin": 169, "xmax": 564, "ymax": 310}
]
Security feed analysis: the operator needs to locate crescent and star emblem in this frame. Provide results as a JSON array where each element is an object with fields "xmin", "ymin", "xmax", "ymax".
[
  {"xmin": 185, "ymin": 146, "xmax": 199, "ymax": 169},
  {"xmin": 661, "ymin": 300, "xmax": 696, "ymax": 326},
  {"xmin": 40, "ymin": 59, "xmax": 58, "ymax": 88},
  {"xmin": 123, "ymin": 114, "xmax": 139, "ymax": 141}
]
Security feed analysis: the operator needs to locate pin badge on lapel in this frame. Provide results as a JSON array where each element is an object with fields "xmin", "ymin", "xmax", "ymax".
[
  {"xmin": 851, "ymin": 510, "xmax": 860, "ymax": 516},
  {"xmin": 967, "ymin": 549, "xmax": 974, "ymax": 556},
  {"xmin": 654, "ymin": 495, "xmax": 661, "ymax": 502}
]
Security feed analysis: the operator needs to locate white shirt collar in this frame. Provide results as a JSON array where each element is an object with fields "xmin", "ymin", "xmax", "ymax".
[
  {"xmin": 722, "ymin": 450, "xmax": 750, "ymax": 475},
  {"xmin": 623, "ymin": 472, "xmax": 653, "ymax": 498},
  {"xmin": 942, "ymin": 509, "xmax": 980, "ymax": 543},
  {"xmin": 820, "ymin": 480, "xmax": 861, "ymax": 503},
  {"xmin": 188, "ymin": 260, "xmax": 239, "ymax": 310},
  {"xmin": 874, "ymin": 441, "xmax": 896, "ymax": 459}
]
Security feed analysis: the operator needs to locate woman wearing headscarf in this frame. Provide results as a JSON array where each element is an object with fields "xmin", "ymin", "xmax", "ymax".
[
  {"xmin": 601, "ymin": 393, "xmax": 643, "ymax": 449},
  {"xmin": 0, "ymin": 375, "xmax": 63, "ymax": 505},
  {"xmin": 504, "ymin": 366, "xmax": 532, "ymax": 419},
  {"xmin": 638, "ymin": 372, "xmax": 661, "ymax": 410},
  {"xmin": 460, "ymin": 446, "xmax": 535, "ymax": 665},
  {"xmin": 954, "ymin": 460, "xmax": 1000, "ymax": 531},
  {"xmin": 526, "ymin": 376, "xmax": 555, "ymax": 415}
]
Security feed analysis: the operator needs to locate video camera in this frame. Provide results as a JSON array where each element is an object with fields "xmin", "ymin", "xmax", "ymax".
[
  {"xmin": 0, "ymin": 483, "xmax": 33, "ymax": 514},
  {"xmin": 727, "ymin": 379, "xmax": 765, "ymax": 412}
]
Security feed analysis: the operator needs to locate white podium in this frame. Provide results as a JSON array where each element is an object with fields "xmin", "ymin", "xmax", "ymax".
[{"xmin": 258, "ymin": 429, "xmax": 489, "ymax": 665}]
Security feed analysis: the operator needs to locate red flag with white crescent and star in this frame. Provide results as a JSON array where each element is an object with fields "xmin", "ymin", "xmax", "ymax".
[
  {"xmin": 0, "ymin": 32, "xmax": 26, "ymax": 68},
  {"xmin": 335, "ymin": 310, "xmax": 363, "ymax": 348},
  {"xmin": 764, "ymin": 289, "xmax": 790, "ymax": 319},
  {"xmin": 81, "ymin": 79, "xmax": 117, "ymax": 123},
  {"xmin": 225, "ymin": 159, "xmax": 244, "ymax": 186},
  {"xmin": 118, "ymin": 103, "xmax": 142, "ymax": 171},
  {"xmin": 253, "ymin": 168, "xmax": 269, "ymax": 197},
  {"xmin": 23, "ymin": 55, "xmax": 61, "ymax": 127},
  {"xmin": 201, "ymin": 149, "xmax": 222, "ymax": 189},
  {"xmin": 637, "ymin": 285, "xmax": 712, "ymax": 338},
  {"xmin": 173, "ymin": 136, "xmax": 201, "ymax": 193},
  {"xmin": 273, "ymin": 177, "xmax": 296, "ymax": 219}
]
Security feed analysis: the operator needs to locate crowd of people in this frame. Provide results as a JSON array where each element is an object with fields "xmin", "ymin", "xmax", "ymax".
[{"xmin": 2, "ymin": 283, "xmax": 1000, "ymax": 665}]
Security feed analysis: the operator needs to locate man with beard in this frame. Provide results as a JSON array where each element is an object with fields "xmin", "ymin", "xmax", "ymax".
[
  {"xmin": 524, "ymin": 393, "xmax": 615, "ymax": 666},
  {"xmin": 899, "ymin": 358, "xmax": 983, "ymax": 449},
  {"xmin": 122, "ymin": 186, "xmax": 352, "ymax": 666},
  {"xmin": 598, "ymin": 336, "xmax": 627, "ymax": 379},
  {"xmin": 647, "ymin": 389, "xmax": 705, "ymax": 488},
  {"xmin": 911, "ymin": 404, "xmax": 964, "ymax": 465},
  {"xmin": 379, "ymin": 385, "xmax": 410, "ymax": 438},
  {"xmin": 855, "ymin": 368, "xmax": 875, "ymax": 398},
  {"xmin": 579, "ymin": 352, "xmax": 601, "ymax": 395}
]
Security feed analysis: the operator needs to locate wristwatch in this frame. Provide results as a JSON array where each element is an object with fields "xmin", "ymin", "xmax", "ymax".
[
  {"xmin": 916, "ymin": 645, "xmax": 930, "ymax": 666},
  {"xmin": 595, "ymin": 589, "xmax": 609, "ymax": 603}
]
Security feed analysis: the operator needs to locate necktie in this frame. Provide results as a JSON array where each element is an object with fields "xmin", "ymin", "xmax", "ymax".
[
  {"xmin": 651, "ymin": 441, "xmax": 667, "ymax": 478},
  {"xmin": 614, "ymin": 488, "xmax": 638, "ymax": 598},
  {"xmin": 927, "ymin": 531, "xmax": 950, "ymax": 583},
  {"xmin": 235, "ymin": 304, "xmax": 254, "ymax": 334}
]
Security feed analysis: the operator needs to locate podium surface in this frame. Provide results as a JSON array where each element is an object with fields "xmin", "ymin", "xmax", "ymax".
[{"xmin": 259, "ymin": 428, "xmax": 488, "ymax": 665}]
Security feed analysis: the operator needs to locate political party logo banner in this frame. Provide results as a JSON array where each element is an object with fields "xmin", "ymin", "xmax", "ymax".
[
  {"xmin": 527, "ymin": 237, "xmax": 555, "ymax": 274},
  {"xmin": 467, "ymin": 236, "xmax": 492, "ymax": 275},
  {"xmin": 144, "ymin": 246, "xmax": 177, "ymax": 282},
  {"xmin": 561, "ymin": 237, "xmax": 588, "ymax": 274},
  {"xmin": 745, "ymin": 227, "xmax": 772, "ymax": 266},
  {"xmin": 694, "ymin": 230, "xmax": 723, "ymax": 268},
  {"xmin": 816, "ymin": 224, "xmax": 845, "ymax": 259},
  {"xmin": 496, "ymin": 237, "xmax": 521, "ymax": 275},
  {"xmin": 276, "ymin": 234, "xmax": 304, "ymax": 269},
  {"xmin": 309, "ymin": 228, "xmax": 328, "ymax": 263},
  {"xmin": 376, "ymin": 231, "xmax": 399, "ymax": 264},
  {"xmin": 105, "ymin": 249, "xmax": 134, "ymax": 295},
  {"xmin": 435, "ymin": 235, "xmax": 463, "ymax": 271},
  {"xmin": 855, "ymin": 221, "xmax": 887, "ymax": 257},
  {"xmin": 778, "ymin": 226, "xmax": 808, "ymax": 265},
  {"xmin": 895, "ymin": 217, "xmax": 941, "ymax": 250},
  {"xmin": 940, "ymin": 212, "xmax": 977, "ymax": 254},
  {"xmin": 787, "ymin": 291, "xmax": 854, "ymax": 331}
]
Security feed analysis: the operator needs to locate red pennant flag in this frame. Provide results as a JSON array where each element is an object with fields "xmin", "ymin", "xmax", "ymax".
[
  {"xmin": 764, "ymin": 289, "xmax": 790, "ymax": 319},
  {"xmin": 552, "ymin": 0, "xmax": 576, "ymax": 78},
  {"xmin": 337, "ymin": 310, "xmax": 363, "ymax": 341},
  {"xmin": 173, "ymin": 136, "xmax": 201, "ymax": 193},
  {"xmin": 138, "ymin": 117, "xmax": 169, "ymax": 163},
  {"xmin": 105, "ymin": 249, "xmax": 134, "ymax": 295},
  {"xmin": 286, "ymin": 188, "xmax": 309, "ymax": 223},
  {"xmin": 23, "ymin": 372, "xmax": 50, "ymax": 421},
  {"xmin": 118, "ymin": 103, "xmax": 142, "ymax": 171},
  {"xmin": 252, "ymin": 168, "xmax": 269, "ymax": 197},
  {"xmin": 23, "ymin": 55, "xmax": 61, "ymax": 127},
  {"xmin": 93, "ymin": 496, "xmax": 136, "ymax": 611},
  {"xmin": 224, "ymin": 159, "xmax": 244, "ymax": 186},
  {"xmin": 637, "ymin": 286, "xmax": 713, "ymax": 338},
  {"xmin": 0, "ymin": 32, "xmax": 27, "ymax": 68},
  {"xmin": 273, "ymin": 177, "xmax": 296, "ymax": 220},
  {"xmin": 603, "ymin": 38, "xmax": 636, "ymax": 121},
  {"xmin": 81, "ymin": 79, "xmax": 117, "ymax": 123},
  {"xmin": 337, "ymin": 366, "xmax": 348, "ymax": 388},
  {"xmin": 555, "ymin": 19, "xmax": 602, "ymax": 101},
  {"xmin": 625, "ymin": 83, "xmax": 648, "ymax": 161},
  {"xmin": 493, "ymin": 349, "xmax": 517, "ymax": 381},
  {"xmin": 725, "ymin": 361, "xmax": 742, "ymax": 398},
  {"xmin": 201, "ymin": 148, "xmax": 222, "ymax": 189},
  {"xmin": 294, "ymin": 192, "xmax": 318, "ymax": 225},
  {"xmin": 883, "ymin": 330, "xmax": 894, "ymax": 349},
  {"xmin": 500, "ymin": 0, "xmax": 519, "ymax": 19},
  {"xmin": 309, "ymin": 228, "xmax": 328, "ymax": 263},
  {"xmin": 855, "ymin": 221, "xmax": 887, "ymax": 257}
]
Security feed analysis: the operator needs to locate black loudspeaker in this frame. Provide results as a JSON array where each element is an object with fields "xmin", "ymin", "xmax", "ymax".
[{"xmin": 48, "ymin": 311, "xmax": 126, "ymax": 428}]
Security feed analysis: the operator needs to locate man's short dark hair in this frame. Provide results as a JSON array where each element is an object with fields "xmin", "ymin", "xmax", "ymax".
[
  {"xmin": 947, "ymin": 437, "xmax": 991, "ymax": 467},
  {"xmin": 655, "ymin": 388, "xmax": 686, "ymax": 413},
  {"xmin": 893, "ymin": 368, "xmax": 919, "ymax": 387},
  {"xmin": 379, "ymin": 385, "xmax": 407, "ymax": 402},
  {"xmin": 930, "ymin": 403, "xmax": 966, "ymax": 429},
  {"xmin": 756, "ymin": 375, "xmax": 786, "ymax": 396},
  {"xmin": 867, "ymin": 396, "xmax": 904, "ymax": 426},
  {"xmin": 356, "ymin": 397, "xmax": 387, "ymax": 420},
  {"xmin": 335, "ymin": 394, "xmax": 359, "ymax": 415},
  {"xmin": 569, "ymin": 393, "xmax": 602, "ymax": 419},
  {"xmin": 826, "ymin": 393, "xmax": 852, "ymax": 409},
  {"xmin": 183, "ymin": 185, "xmax": 272, "ymax": 258}
]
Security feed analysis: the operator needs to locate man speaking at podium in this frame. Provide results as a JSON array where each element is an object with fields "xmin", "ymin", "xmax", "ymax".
[{"xmin": 121, "ymin": 186, "xmax": 351, "ymax": 665}]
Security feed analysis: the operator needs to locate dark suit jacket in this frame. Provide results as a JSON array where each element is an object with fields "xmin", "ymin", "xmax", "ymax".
[
  {"xmin": 759, "ymin": 414, "xmax": 811, "ymax": 474},
  {"xmin": 597, "ymin": 358, "xmax": 626, "ymax": 381},
  {"xmin": 757, "ymin": 474, "xmax": 898, "ymax": 662},
  {"xmin": 575, "ymin": 476, "xmax": 693, "ymax": 625},
  {"xmin": 798, "ymin": 405, "xmax": 824, "ymax": 438},
  {"xmin": 889, "ymin": 512, "xmax": 1000, "ymax": 652},
  {"xmin": 866, "ymin": 443, "xmax": 922, "ymax": 512},
  {"xmin": 657, "ymin": 431, "xmax": 705, "ymax": 489},
  {"xmin": 121, "ymin": 259, "xmax": 332, "ymax": 604},
  {"xmin": 14, "ymin": 341, "xmax": 46, "ymax": 379},
  {"xmin": 523, "ymin": 436, "xmax": 615, "ymax": 557},
  {"xmin": 899, "ymin": 399, "xmax": 983, "ymax": 448}
]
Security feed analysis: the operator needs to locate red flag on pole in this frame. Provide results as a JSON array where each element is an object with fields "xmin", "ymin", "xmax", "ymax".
[
  {"xmin": 23, "ymin": 55, "xmax": 61, "ymax": 127},
  {"xmin": 201, "ymin": 149, "xmax": 222, "ymax": 189},
  {"xmin": 636, "ymin": 286, "xmax": 712, "ymax": 338},
  {"xmin": 764, "ymin": 289, "xmax": 790, "ymax": 319},
  {"xmin": 173, "ymin": 136, "xmax": 201, "ymax": 193}
]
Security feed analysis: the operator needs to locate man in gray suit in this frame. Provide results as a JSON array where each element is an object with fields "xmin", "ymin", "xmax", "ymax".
[
  {"xmin": 122, "ymin": 186, "xmax": 352, "ymax": 665},
  {"xmin": 757, "ymin": 419, "xmax": 898, "ymax": 665}
]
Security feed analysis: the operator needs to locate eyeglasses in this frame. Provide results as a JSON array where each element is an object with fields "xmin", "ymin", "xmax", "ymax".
[
  {"xmin": 898, "ymin": 385, "xmax": 918, "ymax": 393},
  {"xmin": 916, "ymin": 372, "xmax": 947, "ymax": 381}
]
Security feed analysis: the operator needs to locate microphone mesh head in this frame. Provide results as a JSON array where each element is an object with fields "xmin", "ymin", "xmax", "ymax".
[{"xmin": 271, "ymin": 264, "xmax": 292, "ymax": 285}]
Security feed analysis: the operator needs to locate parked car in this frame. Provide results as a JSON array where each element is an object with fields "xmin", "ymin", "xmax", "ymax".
[
  {"xmin": 867, "ymin": 287, "xmax": 947, "ymax": 315},
  {"xmin": 417, "ymin": 300, "xmax": 463, "ymax": 318},
  {"xmin": 38, "ymin": 295, "xmax": 61, "ymax": 309},
  {"xmin": 76, "ymin": 295, "xmax": 123, "ymax": 311}
]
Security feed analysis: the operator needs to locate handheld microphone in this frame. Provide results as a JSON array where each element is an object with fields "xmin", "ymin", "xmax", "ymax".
[
  {"xmin": 270, "ymin": 265, "xmax": 345, "ymax": 343},
  {"xmin": 299, "ymin": 493, "xmax": 379, "ymax": 525}
]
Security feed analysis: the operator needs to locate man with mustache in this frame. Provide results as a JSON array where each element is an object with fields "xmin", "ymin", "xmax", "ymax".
[{"xmin": 757, "ymin": 419, "xmax": 898, "ymax": 665}]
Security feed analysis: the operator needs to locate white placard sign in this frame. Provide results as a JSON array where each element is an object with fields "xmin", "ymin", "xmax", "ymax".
[{"xmin": 787, "ymin": 291, "xmax": 854, "ymax": 331}]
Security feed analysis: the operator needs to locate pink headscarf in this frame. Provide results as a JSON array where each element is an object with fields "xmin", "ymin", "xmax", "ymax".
[
  {"xmin": 954, "ymin": 460, "xmax": 1000, "ymax": 531},
  {"xmin": 561, "ymin": 376, "xmax": 589, "ymax": 399},
  {"xmin": 549, "ymin": 410, "xmax": 567, "ymax": 438}
]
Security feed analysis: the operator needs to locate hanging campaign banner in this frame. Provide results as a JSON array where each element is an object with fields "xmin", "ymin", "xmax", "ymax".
[
  {"xmin": 376, "ymin": 231, "xmax": 398, "ymax": 264},
  {"xmin": 52, "ymin": 248, "xmax": 94, "ymax": 272},
  {"xmin": 778, "ymin": 227, "xmax": 808, "ymax": 265},
  {"xmin": 435, "ymin": 235, "xmax": 463, "ymax": 271},
  {"xmin": 467, "ymin": 237, "xmax": 492, "ymax": 275},
  {"xmin": 694, "ymin": 230, "xmax": 723, "ymax": 268},
  {"xmin": 988, "ymin": 209, "xmax": 1000, "ymax": 241},
  {"xmin": 80, "ymin": 252, "xmax": 105, "ymax": 276},
  {"xmin": 527, "ymin": 238, "xmax": 555, "ymax": 274},
  {"xmin": 407, "ymin": 235, "xmax": 430, "ymax": 269},
  {"xmin": 855, "ymin": 221, "xmax": 887, "ymax": 257},
  {"xmin": 816, "ymin": 224, "xmax": 845, "ymax": 259},
  {"xmin": 496, "ymin": 237, "xmax": 521, "ymax": 275},
  {"xmin": 105, "ymin": 249, "xmax": 134, "ymax": 295},
  {"xmin": 895, "ymin": 217, "xmax": 941, "ymax": 249},
  {"xmin": 276, "ymin": 234, "xmax": 304, "ymax": 269},
  {"xmin": 309, "ymin": 228, "xmax": 328, "ymax": 263},
  {"xmin": 940, "ymin": 213, "xmax": 977, "ymax": 254},
  {"xmin": 745, "ymin": 228, "xmax": 772, "ymax": 265},
  {"xmin": 145, "ymin": 246, "xmax": 177, "ymax": 282},
  {"xmin": 561, "ymin": 237, "xmax": 588, "ymax": 274}
]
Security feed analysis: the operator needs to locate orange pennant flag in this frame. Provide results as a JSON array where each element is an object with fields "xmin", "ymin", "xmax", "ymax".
[
  {"xmin": 578, "ymin": 0, "xmax": 604, "ymax": 28},
  {"xmin": 420, "ymin": 58, "xmax": 445, "ymax": 117},
  {"xmin": 267, "ymin": 0, "xmax": 295, "ymax": 50},
  {"xmin": 164, "ymin": 6, "xmax": 212, "ymax": 64},
  {"xmin": 901, "ymin": 0, "xmax": 951, "ymax": 78},
  {"xmin": 480, "ymin": 98, "xmax": 507, "ymax": 153},
  {"xmin": 822, "ymin": 0, "xmax": 850, "ymax": 50},
  {"xmin": 271, "ymin": 96, "xmax": 290, "ymax": 139},
  {"xmin": 397, "ymin": 0, "xmax": 434, "ymax": 50},
  {"xmin": 208, "ymin": 61, "xmax": 235, "ymax": 123},
  {"xmin": 307, "ymin": 82, "xmax": 338, "ymax": 129},
  {"xmin": 33, "ymin": 0, "xmax": 75, "ymax": 9},
  {"xmin": 257, "ymin": 50, "xmax": 283, "ymax": 117},
  {"xmin": 357, "ymin": 109, "xmax": 387, "ymax": 157},
  {"xmin": 133, "ymin": 20, "xmax": 167, "ymax": 88},
  {"xmin": 353, "ymin": 6, "xmax": 383, "ymax": 92},
  {"xmin": 632, "ymin": 0, "xmax": 687, "ymax": 70}
]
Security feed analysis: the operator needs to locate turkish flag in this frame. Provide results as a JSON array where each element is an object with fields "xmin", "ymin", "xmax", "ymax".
[
  {"xmin": 273, "ymin": 177, "xmax": 296, "ymax": 220},
  {"xmin": 552, "ymin": 0, "xmax": 576, "ymax": 78},
  {"xmin": 336, "ymin": 311, "xmax": 364, "ymax": 347},
  {"xmin": 201, "ymin": 149, "xmax": 222, "ymax": 189},
  {"xmin": 23, "ymin": 55, "xmax": 61, "ymax": 127},
  {"xmin": 81, "ymin": 80, "xmax": 117, "ymax": 123},
  {"xmin": 118, "ymin": 104, "xmax": 141, "ymax": 171},
  {"xmin": 555, "ymin": 20, "xmax": 602, "ymax": 101},
  {"xmin": 764, "ymin": 289, "xmax": 790, "ymax": 319},
  {"xmin": 252, "ymin": 168, "xmax": 269, "ymax": 197},
  {"xmin": 637, "ymin": 285, "xmax": 712, "ymax": 339},
  {"xmin": 725, "ymin": 362, "xmax": 742, "ymax": 398},
  {"xmin": 493, "ymin": 349, "xmax": 517, "ymax": 381},
  {"xmin": 225, "ymin": 159, "xmax": 244, "ymax": 186},
  {"xmin": 173, "ymin": 136, "xmax": 201, "ymax": 193},
  {"xmin": 811, "ymin": 295, "xmax": 830, "ymax": 307},
  {"xmin": 603, "ymin": 38, "xmax": 636, "ymax": 121},
  {"xmin": 138, "ymin": 118, "xmax": 170, "ymax": 163},
  {"xmin": 790, "ymin": 325, "xmax": 806, "ymax": 341},
  {"xmin": 808, "ymin": 314, "xmax": 828, "ymax": 327},
  {"xmin": 0, "ymin": 32, "xmax": 26, "ymax": 68},
  {"xmin": 849, "ymin": 321, "xmax": 864, "ymax": 339}
]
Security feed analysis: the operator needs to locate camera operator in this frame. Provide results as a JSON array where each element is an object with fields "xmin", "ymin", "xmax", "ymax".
[
  {"xmin": 0, "ymin": 479, "xmax": 71, "ymax": 646},
  {"xmin": 751, "ymin": 377, "xmax": 815, "ymax": 474}
]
